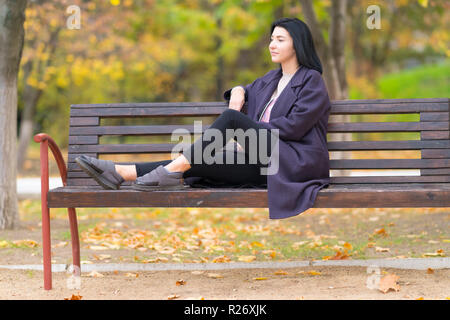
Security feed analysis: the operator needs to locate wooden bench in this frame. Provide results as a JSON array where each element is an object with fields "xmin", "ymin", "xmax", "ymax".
[{"xmin": 34, "ymin": 97, "xmax": 450, "ymax": 290}]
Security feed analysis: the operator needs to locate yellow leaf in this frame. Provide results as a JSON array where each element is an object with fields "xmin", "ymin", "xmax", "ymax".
[
  {"xmin": 125, "ymin": 273, "xmax": 138, "ymax": 278},
  {"xmin": 251, "ymin": 241, "xmax": 264, "ymax": 247},
  {"xmin": 167, "ymin": 294, "xmax": 179, "ymax": 300},
  {"xmin": 238, "ymin": 255, "xmax": 256, "ymax": 262},
  {"xmin": 307, "ymin": 271, "xmax": 321, "ymax": 276},
  {"xmin": 418, "ymin": 0, "xmax": 428, "ymax": 7},
  {"xmin": 343, "ymin": 242, "xmax": 352, "ymax": 250},
  {"xmin": 253, "ymin": 277, "xmax": 268, "ymax": 281},
  {"xmin": 13, "ymin": 239, "xmax": 39, "ymax": 248},
  {"xmin": 0, "ymin": 240, "xmax": 9, "ymax": 248},
  {"xmin": 274, "ymin": 270, "xmax": 288, "ymax": 275},
  {"xmin": 423, "ymin": 249, "xmax": 445, "ymax": 257}
]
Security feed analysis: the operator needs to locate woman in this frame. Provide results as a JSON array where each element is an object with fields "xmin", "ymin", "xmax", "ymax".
[{"xmin": 75, "ymin": 17, "xmax": 331, "ymax": 219}]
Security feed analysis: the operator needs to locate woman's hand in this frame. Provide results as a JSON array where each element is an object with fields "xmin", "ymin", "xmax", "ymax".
[{"xmin": 228, "ymin": 86, "xmax": 245, "ymax": 111}]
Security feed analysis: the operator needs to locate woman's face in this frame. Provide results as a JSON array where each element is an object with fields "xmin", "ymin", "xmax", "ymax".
[{"xmin": 269, "ymin": 26, "xmax": 297, "ymax": 65}]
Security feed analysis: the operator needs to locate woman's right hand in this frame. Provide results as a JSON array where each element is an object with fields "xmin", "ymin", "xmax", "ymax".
[{"xmin": 228, "ymin": 86, "xmax": 245, "ymax": 111}]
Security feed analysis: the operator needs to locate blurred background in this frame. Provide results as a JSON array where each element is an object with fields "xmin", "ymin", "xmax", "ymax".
[{"xmin": 16, "ymin": 0, "xmax": 449, "ymax": 176}]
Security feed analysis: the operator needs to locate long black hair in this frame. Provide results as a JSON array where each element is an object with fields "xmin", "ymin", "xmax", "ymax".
[{"xmin": 270, "ymin": 17, "xmax": 323, "ymax": 74}]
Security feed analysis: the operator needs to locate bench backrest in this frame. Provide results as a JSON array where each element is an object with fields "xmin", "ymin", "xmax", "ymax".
[{"xmin": 67, "ymin": 98, "xmax": 450, "ymax": 187}]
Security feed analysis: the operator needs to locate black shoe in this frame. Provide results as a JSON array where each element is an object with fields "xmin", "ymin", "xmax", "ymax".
[{"xmin": 75, "ymin": 155, "xmax": 124, "ymax": 190}]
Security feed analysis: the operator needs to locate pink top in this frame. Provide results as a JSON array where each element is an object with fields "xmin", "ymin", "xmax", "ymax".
[{"xmin": 260, "ymin": 96, "xmax": 278, "ymax": 123}]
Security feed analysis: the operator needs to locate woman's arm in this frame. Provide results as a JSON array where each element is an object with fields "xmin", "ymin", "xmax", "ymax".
[
  {"xmin": 228, "ymin": 86, "xmax": 246, "ymax": 111},
  {"xmin": 223, "ymin": 80, "xmax": 256, "ymax": 115}
]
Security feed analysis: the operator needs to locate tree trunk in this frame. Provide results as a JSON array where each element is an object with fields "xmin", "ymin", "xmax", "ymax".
[
  {"xmin": 17, "ymin": 86, "xmax": 42, "ymax": 173},
  {"xmin": 299, "ymin": 0, "xmax": 352, "ymax": 177},
  {"xmin": 0, "ymin": 0, "xmax": 27, "ymax": 229}
]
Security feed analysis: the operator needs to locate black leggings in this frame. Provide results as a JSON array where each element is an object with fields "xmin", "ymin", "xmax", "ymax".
[{"xmin": 135, "ymin": 109, "xmax": 275, "ymax": 186}]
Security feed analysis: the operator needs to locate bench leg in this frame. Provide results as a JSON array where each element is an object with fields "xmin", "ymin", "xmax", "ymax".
[
  {"xmin": 40, "ymin": 140, "xmax": 52, "ymax": 290},
  {"xmin": 67, "ymin": 208, "xmax": 80, "ymax": 272}
]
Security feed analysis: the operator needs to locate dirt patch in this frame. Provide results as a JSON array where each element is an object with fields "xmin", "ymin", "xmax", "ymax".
[{"xmin": 0, "ymin": 266, "xmax": 448, "ymax": 300}]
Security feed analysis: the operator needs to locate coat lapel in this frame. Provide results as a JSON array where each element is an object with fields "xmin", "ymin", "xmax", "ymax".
[{"xmin": 254, "ymin": 66, "xmax": 307, "ymax": 121}]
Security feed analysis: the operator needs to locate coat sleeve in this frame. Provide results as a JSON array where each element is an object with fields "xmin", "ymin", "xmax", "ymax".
[{"xmin": 258, "ymin": 70, "xmax": 330, "ymax": 142}]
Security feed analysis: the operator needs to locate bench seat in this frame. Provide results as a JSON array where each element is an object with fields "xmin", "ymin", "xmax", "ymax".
[{"xmin": 48, "ymin": 183, "xmax": 450, "ymax": 208}]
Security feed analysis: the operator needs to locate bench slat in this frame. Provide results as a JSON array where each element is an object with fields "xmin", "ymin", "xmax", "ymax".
[
  {"xmin": 421, "ymin": 149, "xmax": 450, "ymax": 158},
  {"xmin": 47, "ymin": 183, "xmax": 450, "ymax": 208},
  {"xmin": 69, "ymin": 117, "xmax": 99, "ymax": 126},
  {"xmin": 71, "ymin": 106, "xmax": 227, "ymax": 117},
  {"xmin": 69, "ymin": 125, "xmax": 208, "ymax": 136},
  {"xmin": 421, "ymin": 131, "xmax": 450, "ymax": 140},
  {"xmin": 328, "ymin": 140, "xmax": 449, "ymax": 150},
  {"xmin": 68, "ymin": 140, "xmax": 450, "ymax": 154},
  {"xmin": 66, "ymin": 174, "xmax": 450, "ymax": 185},
  {"xmin": 421, "ymin": 168, "xmax": 450, "ymax": 175},
  {"xmin": 68, "ymin": 135, "xmax": 99, "ymax": 145},
  {"xmin": 421, "ymin": 112, "xmax": 449, "ymax": 121},
  {"xmin": 328, "ymin": 121, "xmax": 448, "ymax": 132},
  {"xmin": 330, "ymin": 159, "xmax": 450, "ymax": 169},
  {"xmin": 330, "ymin": 102, "xmax": 448, "ymax": 114},
  {"xmin": 67, "ymin": 122, "xmax": 449, "ymax": 136}
]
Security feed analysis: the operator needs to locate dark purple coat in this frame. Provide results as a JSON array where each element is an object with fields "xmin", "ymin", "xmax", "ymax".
[{"xmin": 223, "ymin": 65, "xmax": 331, "ymax": 219}]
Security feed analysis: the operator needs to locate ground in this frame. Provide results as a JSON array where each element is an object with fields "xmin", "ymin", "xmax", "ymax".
[
  {"xmin": 0, "ymin": 266, "xmax": 448, "ymax": 300},
  {"xmin": 0, "ymin": 201, "xmax": 448, "ymax": 300}
]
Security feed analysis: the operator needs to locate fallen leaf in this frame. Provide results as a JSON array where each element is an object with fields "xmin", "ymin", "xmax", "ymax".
[
  {"xmin": 274, "ymin": 270, "xmax": 288, "ymax": 275},
  {"xmin": 13, "ymin": 239, "xmax": 39, "ymax": 248},
  {"xmin": 426, "ymin": 268, "xmax": 434, "ymax": 274},
  {"xmin": 64, "ymin": 293, "xmax": 83, "ymax": 300},
  {"xmin": 306, "ymin": 271, "xmax": 321, "ymax": 276},
  {"xmin": 423, "ymin": 249, "xmax": 445, "ymax": 257},
  {"xmin": 89, "ymin": 245, "xmax": 108, "ymax": 251},
  {"xmin": 87, "ymin": 271, "xmax": 104, "ymax": 278},
  {"xmin": 212, "ymin": 255, "xmax": 231, "ymax": 263},
  {"xmin": 207, "ymin": 273, "xmax": 223, "ymax": 279},
  {"xmin": 53, "ymin": 241, "xmax": 68, "ymax": 248},
  {"xmin": 379, "ymin": 274, "xmax": 400, "ymax": 293},
  {"xmin": 238, "ymin": 255, "xmax": 256, "ymax": 262},
  {"xmin": 325, "ymin": 250, "xmax": 350, "ymax": 260},
  {"xmin": 375, "ymin": 247, "xmax": 390, "ymax": 252},
  {"xmin": 176, "ymin": 279, "xmax": 186, "ymax": 286},
  {"xmin": 125, "ymin": 273, "xmax": 138, "ymax": 278},
  {"xmin": 343, "ymin": 242, "xmax": 352, "ymax": 250},
  {"xmin": 191, "ymin": 271, "xmax": 204, "ymax": 275},
  {"xmin": 253, "ymin": 277, "xmax": 268, "ymax": 281},
  {"xmin": 167, "ymin": 294, "xmax": 180, "ymax": 300},
  {"xmin": 373, "ymin": 228, "xmax": 387, "ymax": 237}
]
